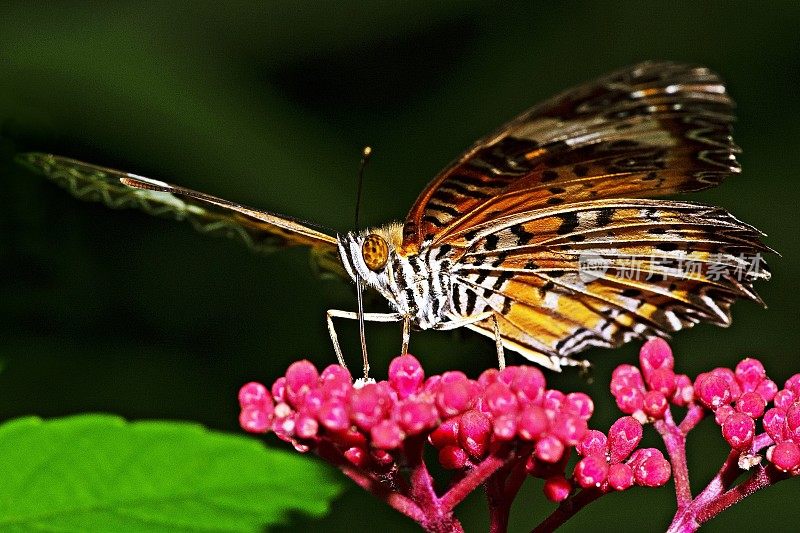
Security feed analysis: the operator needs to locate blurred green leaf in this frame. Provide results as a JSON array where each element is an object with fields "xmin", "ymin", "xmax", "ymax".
[{"xmin": 0, "ymin": 414, "xmax": 343, "ymax": 532}]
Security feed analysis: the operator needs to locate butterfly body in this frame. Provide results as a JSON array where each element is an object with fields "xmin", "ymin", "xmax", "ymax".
[
  {"xmin": 338, "ymin": 225, "xmax": 457, "ymax": 331},
  {"xmin": 20, "ymin": 61, "xmax": 771, "ymax": 371}
]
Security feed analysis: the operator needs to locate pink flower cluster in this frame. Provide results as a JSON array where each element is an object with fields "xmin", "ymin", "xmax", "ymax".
[
  {"xmin": 239, "ymin": 340, "xmax": 800, "ymax": 532},
  {"xmin": 609, "ymin": 337, "xmax": 800, "ymax": 474},
  {"xmin": 238, "ymin": 354, "xmax": 670, "ymax": 507}
]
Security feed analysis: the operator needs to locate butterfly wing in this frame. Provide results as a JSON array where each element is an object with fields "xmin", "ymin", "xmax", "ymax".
[
  {"xmin": 447, "ymin": 199, "xmax": 769, "ymax": 369},
  {"xmin": 402, "ymin": 61, "xmax": 769, "ymax": 369},
  {"xmin": 403, "ymin": 61, "xmax": 740, "ymax": 247},
  {"xmin": 18, "ymin": 153, "xmax": 345, "ymax": 278}
]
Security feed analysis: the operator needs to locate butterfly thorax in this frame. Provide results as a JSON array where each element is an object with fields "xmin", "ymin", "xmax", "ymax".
[{"xmin": 337, "ymin": 222, "xmax": 458, "ymax": 329}]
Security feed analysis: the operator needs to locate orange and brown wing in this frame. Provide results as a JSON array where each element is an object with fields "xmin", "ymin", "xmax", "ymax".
[
  {"xmin": 447, "ymin": 200, "xmax": 770, "ymax": 369},
  {"xmin": 403, "ymin": 61, "xmax": 740, "ymax": 248},
  {"xmin": 18, "ymin": 153, "xmax": 345, "ymax": 278}
]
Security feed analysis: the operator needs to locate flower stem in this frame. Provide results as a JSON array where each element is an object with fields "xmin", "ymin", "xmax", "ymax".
[
  {"xmin": 531, "ymin": 488, "xmax": 603, "ymax": 533},
  {"xmin": 655, "ymin": 406, "xmax": 699, "ymax": 508}
]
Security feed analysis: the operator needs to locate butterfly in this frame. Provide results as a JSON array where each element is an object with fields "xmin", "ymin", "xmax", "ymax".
[{"xmin": 18, "ymin": 61, "xmax": 771, "ymax": 376}]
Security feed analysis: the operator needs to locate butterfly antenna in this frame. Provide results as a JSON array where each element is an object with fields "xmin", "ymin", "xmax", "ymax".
[{"xmin": 355, "ymin": 146, "xmax": 372, "ymax": 380}]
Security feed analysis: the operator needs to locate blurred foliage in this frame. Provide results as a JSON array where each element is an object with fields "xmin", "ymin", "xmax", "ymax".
[{"xmin": 0, "ymin": 2, "xmax": 798, "ymax": 531}]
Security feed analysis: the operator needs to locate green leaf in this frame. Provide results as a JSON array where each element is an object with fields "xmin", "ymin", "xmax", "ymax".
[{"xmin": 0, "ymin": 414, "xmax": 344, "ymax": 532}]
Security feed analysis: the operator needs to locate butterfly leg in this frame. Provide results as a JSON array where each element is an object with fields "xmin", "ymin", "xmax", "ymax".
[
  {"xmin": 401, "ymin": 316, "xmax": 411, "ymax": 354},
  {"xmin": 491, "ymin": 314, "xmax": 506, "ymax": 370},
  {"xmin": 326, "ymin": 309, "xmax": 403, "ymax": 376}
]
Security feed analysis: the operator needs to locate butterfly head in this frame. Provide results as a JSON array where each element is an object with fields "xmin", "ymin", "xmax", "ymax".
[{"xmin": 338, "ymin": 222, "xmax": 405, "ymax": 305}]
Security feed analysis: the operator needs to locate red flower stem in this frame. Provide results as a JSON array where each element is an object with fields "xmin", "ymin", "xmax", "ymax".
[
  {"xmin": 485, "ymin": 453, "xmax": 529, "ymax": 533},
  {"xmin": 667, "ymin": 464, "xmax": 789, "ymax": 533},
  {"xmin": 338, "ymin": 463, "xmax": 428, "ymax": 524},
  {"xmin": 403, "ymin": 436, "xmax": 439, "ymax": 509},
  {"xmin": 487, "ymin": 470, "xmax": 511, "ymax": 533},
  {"xmin": 694, "ymin": 465, "xmax": 788, "ymax": 525},
  {"xmin": 678, "ymin": 403, "xmax": 705, "ymax": 434},
  {"xmin": 504, "ymin": 455, "xmax": 531, "ymax": 501},
  {"xmin": 440, "ymin": 450, "xmax": 510, "ymax": 511},
  {"xmin": 667, "ymin": 432, "xmax": 778, "ymax": 533},
  {"xmin": 531, "ymin": 488, "xmax": 604, "ymax": 533},
  {"xmin": 655, "ymin": 407, "xmax": 694, "ymax": 508}
]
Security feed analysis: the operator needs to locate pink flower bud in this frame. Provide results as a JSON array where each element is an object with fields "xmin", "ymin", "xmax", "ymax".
[
  {"xmin": 755, "ymin": 379, "xmax": 778, "ymax": 403},
  {"xmin": 577, "ymin": 430, "xmax": 607, "ymax": 457},
  {"xmin": 285, "ymin": 360, "xmax": 319, "ymax": 406},
  {"xmin": 436, "ymin": 375, "xmax": 473, "ymax": 417},
  {"xmin": 429, "ymin": 418, "xmax": 459, "ymax": 448},
  {"xmin": 388, "ymin": 355, "xmax": 425, "ymax": 399},
  {"xmin": 517, "ymin": 405, "xmax": 549, "ymax": 441},
  {"xmin": 735, "ymin": 358, "xmax": 766, "ymax": 393},
  {"xmin": 714, "ymin": 404, "xmax": 735, "ymax": 425},
  {"xmin": 543, "ymin": 475, "xmax": 572, "ymax": 502},
  {"xmin": 721, "ymin": 412, "xmax": 755, "ymax": 450},
  {"xmin": 510, "ymin": 366, "xmax": 546, "ymax": 405},
  {"xmin": 371, "ymin": 420, "xmax": 403, "ymax": 449},
  {"xmin": 671, "ymin": 374, "xmax": 694, "ymax": 406},
  {"xmin": 551, "ymin": 413, "xmax": 588, "ymax": 446},
  {"xmin": 565, "ymin": 392, "xmax": 594, "ymax": 420},
  {"xmin": 271, "ymin": 377, "xmax": 287, "ymax": 403},
  {"xmin": 643, "ymin": 391, "xmax": 668, "ymax": 419},
  {"xmin": 615, "ymin": 386, "xmax": 645, "ymax": 414},
  {"xmin": 711, "ymin": 368, "xmax": 741, "ymax": 402},
  {"xmin": 318, "ymin": 398, "xmax": 349, "ymax": 431},
  {"xmin": 492, "ymin": 414, "xmax": 518, "ymax": 441},
  {"xmin": 542, "ymin": 389, "xmax": 565, "ymax": 412},
  {"xmin": 639, "ymin": 338, "xmax": 674, "ymax": 378},
  {"xmin": 395, "ymin": 399, "xmax": 438, "ymax": 435},
  {"xmin": 607, "ymin": 462, "xmax": 635, "ymax": 491},
  {"xmin": 769, "ymin": 441, "xmax": 800, "ymax": 472},
  {"xmin": 439, "ymin": 445, "xmax": 468, "ymax": 469},
  {"xmin": 763, "ymin": 407, "xmax": 787, "ymax": 444},
  {"xmin": 344, "ymin": 446, "xmax": 369, "ymax": 468},
  {"xmin": 647, "ymin": 368, "xmax": 677, "ymax": 397},
  {"xmin": 774, "ymin": 389, "xmax": 795, "ymax": 411},
  {"xmin": 320, "ymin": 364, "xmax": 352, "ymax": 399},
  {"xmin": 295, "ymin": 414, "xmax": 319, "ymax": 439},
  {"xmin": 626, "ymin": 448, "xmax": 664, "ymax": 470},
  {"xmin": 634, "ymin": 456, "xmax": 671, "ymax": 487},
  {"xmin": 239, "ymin": 381, "xmax": 273, "ymax": 411},
  {"xmin": 786, "ymin": 403, "xmax": 800, "ymax": 441},
  {"xmin": 610, "ymin": 365, "xmax": 644, "ymax": 396},
  {"xmin": 510, "ymin": 367, "xmax": 546, "ymax": 404},
  {"xmin": 484, "ymin": 382, "xmax": 519, "ymax": 416},
  {"xmin": 694, "ymin": 373, "xmax": 731, "ymax": 410},
  {"xmin": 574, "ymin": 455, "xmax": 608, "ymax": 488},
  {"xmin": 535, "ymin": 434, "xmax": 565, "ymax": 463},
  {"xmin": 785, "ymin": 374, "xmax": 800, "ymax": 397},
  {"xmin": 735, "ymin": 391, "xmax": 766, "ymax": 419},
  {"xmin": 478, "ymin": 368, "xmax": 500, "ymax": 388},
  {"xmin": 607, "ymin": 416, "xmax": 643, "ymax": 463},
  {"xmin": 350, "ymin": 383, "xmax": 391, "ymax": 431},
  {"xmin": 459, "ymin": 410, "xmax": 492, "ymax": 458},
  {"xmin": 239, "ymin": 405, "xmax": 271, "ymax": 433},
  {"xmin": 301, "ymin": 388, "xmax": 325, "ymax": 416}
]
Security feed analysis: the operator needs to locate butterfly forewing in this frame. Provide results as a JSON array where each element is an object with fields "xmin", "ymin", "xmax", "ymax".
[
  {"xmin": 403, "ymin": 61, "xmax": 740, "ymax": 248},
  {"xmin": 18, "ymin": 153, "xmax": 346, "ymax": 278}
]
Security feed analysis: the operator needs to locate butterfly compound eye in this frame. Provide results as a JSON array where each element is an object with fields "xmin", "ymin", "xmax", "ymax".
[{"xmin": 362, "ymin": 234, "xmax": 389, "ymax": 272}]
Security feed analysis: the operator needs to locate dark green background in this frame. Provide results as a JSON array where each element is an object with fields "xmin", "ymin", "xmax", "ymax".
[{"xmin": 1, "ymin": 2, "xmax": 798, "ymax": 531}]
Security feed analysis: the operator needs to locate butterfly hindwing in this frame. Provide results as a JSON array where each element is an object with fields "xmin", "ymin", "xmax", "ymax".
[{"xmin": 447, "ymin": 199, "xmax": 769, "ymax": 368}]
